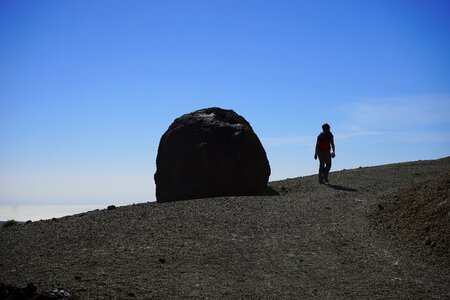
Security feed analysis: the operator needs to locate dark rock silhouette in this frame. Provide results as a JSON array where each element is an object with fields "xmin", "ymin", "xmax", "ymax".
[
  {"xmin": 0, "ymin": 283, "xmax": 75, "ymax": 300},
  {"xmin": 155, "ymin": 107, "xmax": 271, "ymax": 202}
]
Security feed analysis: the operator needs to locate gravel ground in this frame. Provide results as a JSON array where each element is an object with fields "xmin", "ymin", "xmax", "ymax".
[
  {"xmin": 1, "ymin": 157, "xmax": 449, "ymax": 299},
  {"xmin": 377, "ymin": 169, "xmax": 449, "ymax": 261}
]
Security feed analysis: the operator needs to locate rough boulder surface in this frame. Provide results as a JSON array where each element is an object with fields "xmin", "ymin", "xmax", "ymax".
[{"xmin": 155, "ymin": 107, "xmax": 271, "ymax": 202}]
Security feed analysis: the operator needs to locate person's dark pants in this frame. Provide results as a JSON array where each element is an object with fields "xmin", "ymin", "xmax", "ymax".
[{"xmin": 318, "ymin": 151, "xmax": 332, "ymax": 183}]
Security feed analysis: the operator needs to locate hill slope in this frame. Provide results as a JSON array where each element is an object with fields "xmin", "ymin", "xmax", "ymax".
[
  {"xmin": 377, "ymin": 169, "xmax": 449, "ymax": 259},
  {"xmin": 1, "ymin": 157, "xmax": 449, "ymax": 299}
]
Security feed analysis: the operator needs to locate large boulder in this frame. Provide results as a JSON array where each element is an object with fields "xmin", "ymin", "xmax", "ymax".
[{"xmin": 154, "ymin": 107, "xmax": 271, "ymax": 202}]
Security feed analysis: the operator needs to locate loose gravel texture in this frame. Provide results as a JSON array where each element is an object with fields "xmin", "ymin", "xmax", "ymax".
[{"xmin": 1, "ymin": 157, "xmax": 449, "ymax": 299}]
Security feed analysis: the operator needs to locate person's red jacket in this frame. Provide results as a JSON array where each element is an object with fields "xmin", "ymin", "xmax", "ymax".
[{"xmin": 315, "ymin": 131, "xmax": 335, "ymax": 158}]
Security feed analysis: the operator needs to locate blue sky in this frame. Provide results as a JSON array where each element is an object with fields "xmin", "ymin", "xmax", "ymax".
[{"xmin": 1, "ymin": 0, "xmax": 449, "ymax": 210}]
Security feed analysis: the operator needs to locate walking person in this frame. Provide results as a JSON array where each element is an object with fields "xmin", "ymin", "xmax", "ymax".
[{"xmin": 314, "ymin": 123, "xmax": 335, "ymax": 184}]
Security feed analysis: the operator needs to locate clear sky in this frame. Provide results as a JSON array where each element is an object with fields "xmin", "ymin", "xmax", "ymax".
[{"xmin": 1, "ymin": 0, "xmax": 449, "ymax": 215}]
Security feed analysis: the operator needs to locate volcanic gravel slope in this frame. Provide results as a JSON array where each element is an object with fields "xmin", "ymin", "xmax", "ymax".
[
  {"xmin": 377, "ymin": 169, "xmax": 449, "ymax": 260},
  {"xmin": 0, "ymin": 157, "xmax": 449, "ymax": 299}
]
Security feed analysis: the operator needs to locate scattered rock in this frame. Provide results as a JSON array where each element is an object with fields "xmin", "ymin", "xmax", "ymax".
[
  {"xmin": 2, "ymin": 220, "xmax": 17, "ymax": 229},
  {"xmin": 0, "ymin": 283, "xmax": 76, "ymax": 300},
  {"xmin": 437, "ymin": 199, "xmax": 447, "ymax": 207},
  {"xmin": 0, "ymin": 283, "xmax": 39, "ymax": 300},
  {"xmin": 154, "ymin": 107, "xmax": 271, "ymax": 202},
  {"xmin": 50, "ymin": 288, "xmax": 71, "ymax": 298}
]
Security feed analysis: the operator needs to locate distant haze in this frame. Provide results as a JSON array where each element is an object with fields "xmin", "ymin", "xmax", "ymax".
[{"xmin": 0, "ymin": 205, "xmax": 107, "ymax": 222}]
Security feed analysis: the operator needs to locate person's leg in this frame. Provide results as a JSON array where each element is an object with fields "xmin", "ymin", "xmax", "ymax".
[
  {"xmin": 318, "ymin": 152, "xmax": 326, "ymax": 183},
  {"xmin": 324, "ymin": 153, "xmax": 332, "ymax": 182}
]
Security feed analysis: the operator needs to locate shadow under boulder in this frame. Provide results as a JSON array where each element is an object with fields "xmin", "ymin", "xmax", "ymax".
[{"xmin": 154, "ymin": 107, "xmax": 271, "ymax": 203}]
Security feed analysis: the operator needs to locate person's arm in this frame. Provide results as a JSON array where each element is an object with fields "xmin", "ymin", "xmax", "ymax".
[
  {"xmin": 331, "ymin": 138, "xmax": 336, "ymax": 157},
  {"xmin": 314, "ymin": 138, "xmax": 319, "ymax": 160}
]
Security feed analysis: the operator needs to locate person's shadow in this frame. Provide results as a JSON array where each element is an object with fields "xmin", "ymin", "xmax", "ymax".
[{"xmin": 325, "ymin": 184, "xmax": 358, "ymax": 192}]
